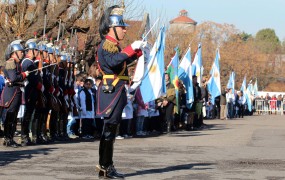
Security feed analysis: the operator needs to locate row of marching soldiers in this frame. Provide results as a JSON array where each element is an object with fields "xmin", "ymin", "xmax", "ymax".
[{"xmin": 1, "ymin": 38, "xmax": 77, "ymax": 148}]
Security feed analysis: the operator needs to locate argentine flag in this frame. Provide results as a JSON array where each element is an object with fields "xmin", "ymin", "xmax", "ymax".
[
  {"xmin": 178, "ymin": 47, "xmax": 194, "ymax": 109},
  {"xmin": 253, "ymin": 79, "xmax": 258, "ymax": 97},
  {"xmin": 240, "ymin": 76, "xmax": 246, "ymax": 92},
  {"xmin": 140, "ymin": 27, "xmax": 166, "ymax": 103},
  {"xmin": 240, "ymin": 76, "xmax": 252, "ymax": 112},
  {"xmin": 207, "ymin": 49, "xmax": 221, "ymax": 105},
  {"xmin": 227, "ymin": 71, "xmax": 235, "ymax": 94},
  {"xmin": 192, "ymin": 43, "xmax": 202, "ymax": 85},
  {"xmin": 246, "ymin": 84, "xmax": 252, "ymax": 112}
]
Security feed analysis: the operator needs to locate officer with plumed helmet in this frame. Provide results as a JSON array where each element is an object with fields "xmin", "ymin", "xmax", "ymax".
[{"xmin": 95, "ymin": 4, "xmax": 145, "ymax": 179}]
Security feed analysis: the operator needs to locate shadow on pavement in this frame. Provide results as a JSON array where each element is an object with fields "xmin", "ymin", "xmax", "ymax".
[
  {"xmin": 0, "ymin": 147, "xmax": 57, "ymax": 166},
  {"xmin": 125, "ymin": 163, "xmax": 214, "ymax": 177}
]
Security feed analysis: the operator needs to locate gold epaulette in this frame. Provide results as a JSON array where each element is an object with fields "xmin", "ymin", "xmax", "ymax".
[
  {"xmin": 5, "ymin": 59, "xmax": 16, "ymax": 70},
  {"xmin": 102, "ymin": 39, "xmax": 119, "ymax": 53}
]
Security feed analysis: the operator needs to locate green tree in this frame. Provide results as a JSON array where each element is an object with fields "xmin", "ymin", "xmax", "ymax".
[
  {"xmin": 239, "ymin": 32, "xmax": 252, "ymax": 42},
  {"xmin": 255, "ymin": 28, "xmax": 281, "ymax": 54}
]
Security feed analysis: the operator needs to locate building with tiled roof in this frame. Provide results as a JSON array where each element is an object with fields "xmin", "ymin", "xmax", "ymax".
[{"xmin": 169, "ymin": 10, "xmax": 197, "ymax": 35}]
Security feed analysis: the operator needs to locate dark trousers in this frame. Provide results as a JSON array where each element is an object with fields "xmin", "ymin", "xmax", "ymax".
[
  {"xmin": 95, "ymin": 118, "xmax": 104, "ymax": 136},
  {"xmin": 164, "ymin": 102, "xmax": 174, "ymax": 133},
  {"xmin": 99, "ymin": 92, "xmax": 126, "ymax": 168},
  {"xmin": 59, "ymin": 113, "xmax": 68, "ymax": 136},
  {"xmin": 49, "ymin": 110, "xmax": 58, "ymax": 138},
  {"xmin": 3, "ymin": 111, "xmax": 18, "ymax": 140},
  {"xmin": 239, "ymin": 105, "xmax": 244, "ymax": 118},
  {"xmin": 2, "ymin": 92, "xmax": 21, "ymax": 140},
  {"xmin": 149, "ymin": 116, "xmax": 160, "ymax": 132},
  {"xmin": 82, "ymin": 118, "xmax": 94, "ymax": 136},
  {"xmin": 227, "ymin": 102, "xmax": 234, "ymax": 119},
  {"xmin": 119, "ymin": 119, "xmax": 129, "ymax": 136},
  {"xmin": 22, "ymin": 103, "xmax": 36, "ymax": 139},
  {"xmin": 99, "ymin": 123, "xmax": 117, "ymax": 168}
]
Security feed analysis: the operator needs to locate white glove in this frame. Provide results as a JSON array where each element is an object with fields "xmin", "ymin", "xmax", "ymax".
[
  {"xmin": 56, "ymin": 91, "xmax": 60, "ymax": 97},
  {"xmin": 64, "ymin": 95, "xmax": 69, "ymax": 100},
  {"xmin": 40, "ymin": 71, "xmax": 43, "ymax": 77},
  {"xmin": 131, "ymin": 40, "xmax": 146, "ymax": 50},
  {"xmin": 24, "ymin": 71, "xmax": 29, "ymax": 77},
  {"xmin": 41, "ymin": 85, "xmax": 45, "ymax": 92}
]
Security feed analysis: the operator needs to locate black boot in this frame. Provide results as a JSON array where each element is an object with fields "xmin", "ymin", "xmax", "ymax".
[
  {"xmin": 108, "ymin": 165, "xmax": 125, "ymax": 179},
  {"xmin": 98, "ymin": 124, "xmax": 124, "ymax": 179},
  {"xmin": 3, "ymin": 138, "xmax": 18, "ymax": 148},
  {"xmin": 8, "ymin": 115, "xmax": 20, "ymax": 148},
  {"xmin": 97, "ymin": 165, "xmax": 125, "ymax": 179},
  {"xmin": 104, "ymin": 165, "xmax": 125, "ymax": 179},
  {"xmin": 167, "ymin": 120, "xmax": 171, "ymax": 134},
  {"xmin": 3, "ymin": 119, "xmax": 10, "ymax": 146},
  {"xmin": 21, "ymin": 135, "xmax": 34, "ymax": 146}
]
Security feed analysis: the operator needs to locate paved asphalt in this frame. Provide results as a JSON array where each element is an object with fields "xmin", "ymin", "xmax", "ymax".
[{"xmin": 1, "ymin": 115, "xmax": 285, "ymax": 180}]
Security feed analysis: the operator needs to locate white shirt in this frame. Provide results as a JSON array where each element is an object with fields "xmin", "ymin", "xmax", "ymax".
[{"xmin": 226, "ymin": 93, "xmax": 235, "ymax": 103}]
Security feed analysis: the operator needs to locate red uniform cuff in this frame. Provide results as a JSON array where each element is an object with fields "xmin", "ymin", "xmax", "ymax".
[
  {"xmin": 21, "ymin": 72, "xmax": 26, "ymax": 79},
  {"xmin": 69, "ymin": 89, "xmax": 76, "ymax": 96},
  {"xmin": 37, "ymin": 83, "xmax": 42, "ymax": 91},
  {"xmin": 122, "ymin": 45, "xmax": 136, "ymax": 57},
  {"xmin": 63, "ymin": 90, "xmax": 68, "ymax": 95},
  {"xmin": 49, "ymin": 86, "xmax": 54, "ymax": 93},
  {"xmin": 135, "ymin": 49, "xmax": 143, "ymax": 58},
  {"xmin": 53, "ymin": 87, "xmax": 59, "ymax": 96}
]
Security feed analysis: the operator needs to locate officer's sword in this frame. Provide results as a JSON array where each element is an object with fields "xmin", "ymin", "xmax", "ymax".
[
  {"xmin": 28, "ymin": 63, "xmax": 58, "ymax": 73},
  {"xmin": 142, "ymin": 18, "xmax": 160, "ymax": 41}
]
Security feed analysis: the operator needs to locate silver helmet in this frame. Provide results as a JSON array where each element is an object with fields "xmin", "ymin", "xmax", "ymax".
[
  {"xmin": 25, "ymin": 39, "xmax": 38, "ymax": 50},
  {"xmin": 109, "ymin": 15, "xmax": 129, "ymax": 27},
  {"xmin": 5, "ymin": 40, "xmax": 24, "ymax": 60},
  {"xmin": 60, "ymin": 51, "xmax": 67, "ymax": 61},
  {"xmin": 37, "ymin": 41, "xmax": 48, "ymax": 52},
  {"xmin": 109, "ymin": 8, "xmax": 129, "ymax": 27}
]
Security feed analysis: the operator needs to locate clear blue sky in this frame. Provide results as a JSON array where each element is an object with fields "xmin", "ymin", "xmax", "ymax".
[{"xmin": 128, "ymin": 0, "xmax": 285, "ymax": 41}]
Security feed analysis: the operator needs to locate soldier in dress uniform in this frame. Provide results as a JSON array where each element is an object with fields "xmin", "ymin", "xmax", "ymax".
[
  {"xmin": 95, "ymin": 5, "xmax": 145, "ymax": 179},
  {"xmin": 0, "ymin": 40, "xmax": 28, "ymax": 147},
  {"xmin": 34, "ymin": 41, "xmax": 53, "ymax": 144},
  {"xmin": 57, "ymin": 52, "xmax": 69, "ymax": 140},
  {"xmin": 21, "ymin": 38, "xmax": 43, "ymax": 146},
  {"xmin": 48, "ymin": 47, "xmax": 61, "ymax": 142}
]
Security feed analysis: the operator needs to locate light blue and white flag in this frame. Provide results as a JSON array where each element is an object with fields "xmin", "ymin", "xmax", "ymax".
[
  {"xmin": 192, "ymin": 43, "xmax": 202, "ymax": 85},
  {"xmin": 247, "ymin": 82, "xmax": 253, "ymax": 95},
  {"xmin": 130, "ymin": 43, "xmax": 152, "ymax": 92},
  {"xmin": 240, "ymin": 76, "xmax": 246, "ymax": 92},
  {"xmin": 207, "ymin": 49, "xmax": 221, "ymax": 105},
  {"xmin": 178, "ymin": 47, "xmax": 194, "ymax": 109},
  {"xmin": 240, "ymin": 76, "xmax": 252, "ymax": 112},
  {"xmin": 253, "ymin": 79, "xmax": 258, "ymax": 97},
  {"xmin": 227, "ymin": 71, "xmax": 235, "ymax": 93},
  {"xmin": 140, "ymin": 27, "xmax": 166, "ymax": 103},
  {"xmin": 246, "ymin": 85, "xmax": 252, "ymax": 112}
]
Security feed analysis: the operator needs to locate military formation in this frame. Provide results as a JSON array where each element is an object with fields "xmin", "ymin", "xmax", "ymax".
[{"xmin": 1, "ymin": 36, "xmax": 78, "ymax": 148}]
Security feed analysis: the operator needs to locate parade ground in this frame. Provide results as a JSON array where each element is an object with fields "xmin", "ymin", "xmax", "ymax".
[{"xmin": 1, "ymin": 115, "xmax": 285, "ymax": 180}]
